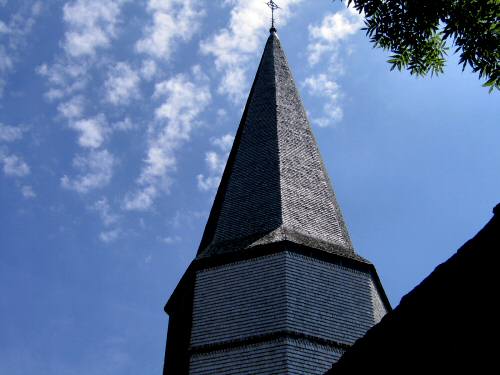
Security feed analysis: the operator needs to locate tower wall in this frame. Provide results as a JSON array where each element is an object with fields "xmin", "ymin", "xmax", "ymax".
[{"xmin": 187, "ymin": 250, "xmax": 388, "ymax": 374}]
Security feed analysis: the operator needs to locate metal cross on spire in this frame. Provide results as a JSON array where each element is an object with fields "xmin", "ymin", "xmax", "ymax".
[{"xmin": 266, "ymin": 0, "xmax": 280, "ymax": 32}]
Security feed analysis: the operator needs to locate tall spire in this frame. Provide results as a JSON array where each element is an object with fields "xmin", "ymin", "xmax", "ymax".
[
  {"xmin": 197, "ymin": 31, "xmax": 358, "ymax": 260},
  {"xmin": 163, "ymin": 29, "xmax": 391, "ymax": 375}
]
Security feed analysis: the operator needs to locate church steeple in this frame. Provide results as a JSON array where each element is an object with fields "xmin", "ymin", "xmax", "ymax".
[
  {"xmin": 198, "ymin": 30, "xmax": 357, "ymax": 260},
  {"xmin": 163, "ymin": 29, "xmax": 390, "ymax": 375}
]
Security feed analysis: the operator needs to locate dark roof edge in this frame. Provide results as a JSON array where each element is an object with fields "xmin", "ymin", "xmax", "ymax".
[{"xmin": 326, "ymin": 203, "xmax": 500, "ymax": 374}]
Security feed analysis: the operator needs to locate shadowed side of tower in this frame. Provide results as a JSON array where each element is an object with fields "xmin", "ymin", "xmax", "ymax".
[{"xmin": 163, "ymin": 30, "xmax": 390, "ymax": 375}]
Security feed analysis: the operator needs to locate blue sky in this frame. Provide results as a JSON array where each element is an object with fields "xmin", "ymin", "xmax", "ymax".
[{"xmin": 1, "ymin": 0, "xmax": 499, "ymax": 373}]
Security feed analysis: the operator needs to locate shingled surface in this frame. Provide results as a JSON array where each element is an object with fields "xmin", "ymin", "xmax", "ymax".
[
  {"xmin": 189, "ymin": 251, "xmax": 388, "ymax": 374},
  {"xmin": 197, "ymin": 31, "xmax": 355, "ymax": 259}
]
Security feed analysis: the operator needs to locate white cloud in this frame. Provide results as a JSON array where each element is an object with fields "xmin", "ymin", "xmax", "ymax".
[
  {"xmin": 2, "ymin": 154, "xmax": 30, "ymax": 177},
  {"xmin": 307, "ymin": 6, "xmax": 363, "ymax": 66},
  {"xmin": 123, "ymin": 186, "xmax": 156, "ymax": 211},
  {"xmin": 196, "ymin": 174, "xmax": 219, "ymax": 192},
  {"xmin": 112, "ymin": 117, "xmax": 135, "ymax": 132},
  {"xmin": 304, "ymin": 74, "xmax": 343, "ymax": 127},
  {"xmin": 90, "ymin": 197, "xmax": 118, "ymax": 226},
  {"xmin": 135, "ymin": 0, "xmax": 204, "ymax": 60},
  {"xmin": 0, "ymin": 46, "xmax": 13, "ymax": 72},
  {"xmin": 196, "ymin": 133, "xmax": 233, "ymax": 192},
  {"xmin": 0, "ymin": 20, "xmax": 9, "ymax": 34},
  {"xmin": 0, "ymin": 123, "xmax": 25, "ymax": 142},
  {"xmin": 37, "ymin": 61, "xmax": 90, "ymax": 101},
  {"xmin": 90, "ymin": 197, "xmax": 122, "ymax": 242},
  {"xmin": 200, "ymin": 0, "xmax": 301, "ymax": 102},
  {"xmin": 0, "ymin": 2, "xmax": 43, "ymax": 96},
  {"xmin": 0, "ymin": 124, "xmax": 30, "ymax": 180},
  {"xmin": 211, "ymin": 133, "xmax": 234, "ymax": 152},
  {"xmin": 105, "ymin": 62, "xmax": 140, "ymax": 105},
  {"xmin": 160, "ymin": 235, "xmax": 181, "ymax": 244},
  {"xmin": 124, "ymin": 68, "xmax": 211, "ymax": 211},
  {"xmin": 99, "ymin": 228, "xmax": 120, "ymax": 243},
  {"xmin": 206, "ymin": 151, "xmax": 223, "ymax": 173},
  {"xmin": 140, "ymin": 59, "xmax": 157, "ymax": 80},
  {"xmin": 69, "ymin": 114, "xmax": 108, "ymax": 149},
  {"xmin": 62, "ymin": 0, "xmax": 123, "ymax": 57},
  {"xmin": 61, "ymin": 149, "xmax": 115, "ymax": 193},
  {"xmin": 21, "ymin": 185, "xmax": 36, "ymax": 199},
  {"xmin": 58, "ymin": 96, "xmax": 85, "ymax": 119},
  {"xmin": 2, "ymin": 1, "xmax": 42, "ymax": 49},
  {"xmin": 303, "ymin": 6, "xmax": 362, "ymax": 127}
]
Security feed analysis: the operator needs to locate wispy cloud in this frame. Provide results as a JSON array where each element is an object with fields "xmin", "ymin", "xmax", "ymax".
[
  {"xmin": 0, "ymin": 123, "xmax": 26, "ymax": 142},
  {"xmin": 304, "ymin": 5, "xmax": 363, "ymax": 127},
  {"xmin": 140, "ymin": 59, "xmax": 157, "ymax": 81},
  {"xmin": 105, "ymin": 62, "xmax": 140, "ymax": 105},
  {"xmin": 89, "ymin": 197, "xmax": 122, "ymax": 242},
  {"xmin": 1, "ymin": 154, "xmax": 30, "ymax": 177},
  {"xmin": 158, "ymin": 235, "xmax": 182, "ymax": 247},
  {"xmin": 197, "ymin": 133, "xmax": 233, "ymax": 192},
  {"xmin": 99, "ymin": 228, "xmax": 121, "ymax": 243},
  {"xmin": 57, "ymin": 95, "xmax": 85, "ymax": 119},
  {"xmin": 0, "ymin": 20, "xmax": 9, "ymax": 34},
  {"xmin": 21, "ymin": 185, "xmax": 36, "ymax": 199},
  {"xmin": 304, "ymin": 74, "xmax": 343, "ymax": 127},
  {"xmin": 38, "ymin": 0, "xmax": 127, "ymax": 101},
  {"xmin": 0, "ymin": 123, "xmax": 31, "ymax": 181},
  {"xmin": 68, "ymin": 114, "xmax": 109, "ymax": 149},
  {"xmin": 200, "ymin": 0, "xmax": 301, "ymax": 102},
  {"xmin": 61, "ymin": 149, "xmax": 116, "ymax": 194},
  {"xmin": 124, "ymin": 66, "xmax": 211, "ymax": 211},
  {"xmin": 62, "ymin": 0, "xmax": 123, "ymax": 58},
  {"xmin": 36, "ymin": 0, "xmax": 130, "ymax": 204},
  {"xmin": 135, "ymin": 0, "xmax": 204, "ymax": 60},
  {"xmin": 307, "ymin": 6, "xmax": 363, "ymax": 66},
  {"xmin": 112, "ymin": 117, "xmax": 135, "ymax": 132},
  {"xmin": 90, "ymin": 197, "xmax": 119, "ymax": 226},
  {"xmin": 37, "ymin": 61, "xmax": 90, "ymax": 101},
  {"xmin": 0, "ymin": 1, "xmax": 43, "ymax": 97},
  {"xmin": 38, "ymin": 0, "xmax": 210, "ymax": 219}
]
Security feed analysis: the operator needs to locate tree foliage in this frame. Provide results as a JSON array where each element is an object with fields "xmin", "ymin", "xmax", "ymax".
[{"xmin": 342, "ymin": 0, "xmax": 500, "ymax": 92}]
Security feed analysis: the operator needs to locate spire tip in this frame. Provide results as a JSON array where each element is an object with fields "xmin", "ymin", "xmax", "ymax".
[{"xmin": 266, "ymin": 1, "xmax": 280, "ymax": 31}]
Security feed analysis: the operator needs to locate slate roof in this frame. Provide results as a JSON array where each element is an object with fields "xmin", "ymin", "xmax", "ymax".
[
  {"xmin": 325, "ymin": 203, "xmax": 500, "ymax": 374},
  {"xmin": 197, "ymin": 30, "xmax": 356, "ymax": 260}
]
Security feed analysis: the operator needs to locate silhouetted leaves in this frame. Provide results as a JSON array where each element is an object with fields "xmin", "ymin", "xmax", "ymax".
[{"xmin": 342, "ymin": 0, "xmax": 500, "ymax": 92}]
